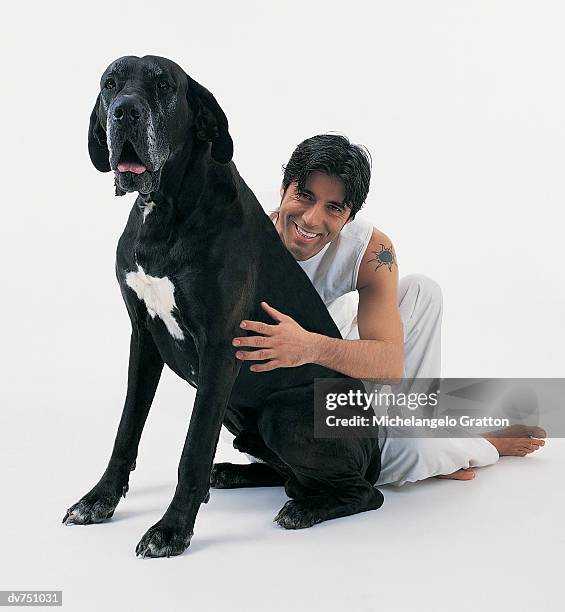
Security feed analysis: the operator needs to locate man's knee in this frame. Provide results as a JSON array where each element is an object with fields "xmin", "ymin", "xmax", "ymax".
[{"xmin": 399, "ymin": 274, "xmax": 443, "ymax": 317}]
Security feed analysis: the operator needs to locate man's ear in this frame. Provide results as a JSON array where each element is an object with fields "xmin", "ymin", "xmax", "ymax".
[
  {"xmin": 186, "ymin": 75, "xmax": 233, "ymax": 164},
  {"xmin": 279, "ymin": 185, "xmax": 285, "ymax": 198},
  {"xmin": 88, "ymin": 94, "xmax": 111, "ymax": 172}
]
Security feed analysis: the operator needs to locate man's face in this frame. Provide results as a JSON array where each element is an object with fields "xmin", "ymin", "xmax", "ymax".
[{"xmin": 275, "ymin": 171, "xmax": 352, "ymax": 261}]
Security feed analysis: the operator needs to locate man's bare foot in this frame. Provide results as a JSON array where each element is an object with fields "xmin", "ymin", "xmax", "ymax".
[
  {"xmin": 482, "ymin": 424, "xmax": 546, "ymax": 457},
  {"xmin": 436, "ymin": 468, "xmax": 476, "ymax": 481}
]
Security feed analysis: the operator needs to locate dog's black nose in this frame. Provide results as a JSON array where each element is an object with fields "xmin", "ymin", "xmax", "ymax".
[{"xmin": 112, "ymin": 96, "xmax": 142, "ymax": 123}]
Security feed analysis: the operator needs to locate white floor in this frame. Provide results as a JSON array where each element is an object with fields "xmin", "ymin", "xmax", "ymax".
[{"xmin": 1, "ymin": 364, "xmax": 562, "ymax": 612}]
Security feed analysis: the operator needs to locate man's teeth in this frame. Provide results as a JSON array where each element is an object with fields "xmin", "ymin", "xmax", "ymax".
[{"xmin": 295, "ymin": 224, "xmax": 319, "ymax": 238}]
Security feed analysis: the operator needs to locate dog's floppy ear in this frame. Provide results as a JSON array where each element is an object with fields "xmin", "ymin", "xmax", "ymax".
[
  {"xmin": 186, "ymin": 76, "xmax": 233, "ymax": 164},
  {"xmin": 88, "ymin": 94, "xmax": 111, "ymax": 172}
]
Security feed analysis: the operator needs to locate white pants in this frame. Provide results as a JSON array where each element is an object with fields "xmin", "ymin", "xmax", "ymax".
[{"xmin": 329, "ymin": 274, "xmax": 499, "ymax": 486}]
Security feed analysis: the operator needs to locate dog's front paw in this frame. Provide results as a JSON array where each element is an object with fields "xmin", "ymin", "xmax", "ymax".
[
  {"xmin": 62, "ymin": 487, "xmax": 121, "ymax": 525},
  {"xmin": 274, "ymin": 499, "xmax": 324, "ymax": 530},
  {"xmin": 135, "ymin": 519, "xmax": 193, "ymax": 558}
]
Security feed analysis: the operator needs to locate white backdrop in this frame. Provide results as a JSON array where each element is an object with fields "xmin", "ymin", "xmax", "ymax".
[
  {"xmin": 2, "ymin": 0, "xmax": 563, "ymax": 381},
  {"xmin": 1, "ymin": 2, "xmax": 563, "ymax": 611}
]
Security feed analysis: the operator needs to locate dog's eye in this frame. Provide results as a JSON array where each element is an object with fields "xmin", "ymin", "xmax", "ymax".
[
  {"xmin": 158, "ymin": 80, "xmax": 170, "ymax": 90},
  {"xmin": 104, "ymin": 78, "xmax": 116, "ymax": 90}
]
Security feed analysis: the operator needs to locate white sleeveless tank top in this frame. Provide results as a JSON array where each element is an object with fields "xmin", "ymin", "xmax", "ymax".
[{"xmin": 271, "ymin": 212, "xmax": 373, "ymax": 334}]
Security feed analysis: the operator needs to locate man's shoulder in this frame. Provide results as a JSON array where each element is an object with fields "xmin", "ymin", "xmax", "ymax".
[
  {"xmin": 366, "ymin": 227, "xmax": 394, "ymax": 249},
  {"xmin": 355, "ymin": 226, "xmax": 398, "ymax": 291},
  {"xmin": 343, "ymin": 219, "xmax": 394, "ymax": 256}
]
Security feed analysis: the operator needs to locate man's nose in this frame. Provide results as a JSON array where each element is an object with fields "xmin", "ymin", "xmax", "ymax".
[
  {"xmin": 111, "ymin": 95, "xmax": 143, "ymax": 124},
  {"xmin": 301, "ymin": 204, "xmax": 324, "ymax": 229}
]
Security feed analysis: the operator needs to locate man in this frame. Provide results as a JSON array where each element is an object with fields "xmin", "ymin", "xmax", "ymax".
[{"xmin": 230, "ymin": 134, "xmax": 545, "ymax": 486}]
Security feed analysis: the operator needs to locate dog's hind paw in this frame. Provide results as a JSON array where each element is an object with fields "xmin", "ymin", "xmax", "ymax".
[
  {"xmin": 273, "ymin": 499, "xmax": 325, "ymax": 530},
  {"xmin": 62, "ymin": 489, "xmax": 121, "ymax": 525},
  {"xmin": 210, "ymin": 463, "xmax": 238, "ymax": 488},
  {"xmin": 135, "ymin": 519, "xmax": 193, "ymax": 558},
  {"xmin": 211, "ymin": 462, "xmax": 286, "ymax": 489},
  {"xmin": 274, "ymin": 486, "xmax": 384, "ymax": 529}
]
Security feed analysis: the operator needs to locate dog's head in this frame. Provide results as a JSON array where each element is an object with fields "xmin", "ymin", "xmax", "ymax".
[{"xmin": 88, "ymin": 55, "xmax": 233, "ymax": 195}]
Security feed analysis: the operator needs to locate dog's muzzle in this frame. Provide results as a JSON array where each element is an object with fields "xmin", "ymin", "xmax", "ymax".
[
  {"xmin": 110, "ymin": 137, "xmax": 162, "ymax": 195},
  {"xmin": 107, "ymin": 96, "xmax": 168, "ymax": 195}
]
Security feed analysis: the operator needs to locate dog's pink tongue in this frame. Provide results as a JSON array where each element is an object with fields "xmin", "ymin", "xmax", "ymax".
[{"xmin": 117, "ymin": 162, "xmax": 146, "ymax": 174}]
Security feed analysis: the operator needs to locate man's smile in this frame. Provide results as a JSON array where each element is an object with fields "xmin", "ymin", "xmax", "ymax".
[{"xmin": 292, "ymin": 220, "xmax": 322, "ymax": 242}]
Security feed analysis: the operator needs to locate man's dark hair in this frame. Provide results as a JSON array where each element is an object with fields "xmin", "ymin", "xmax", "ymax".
[{"xmin": 282, "ymin": 134, "xmax": 371, "ymax": 220}]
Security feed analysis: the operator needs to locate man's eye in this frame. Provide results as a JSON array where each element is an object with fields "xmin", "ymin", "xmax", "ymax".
[
  {"xmin": 298, "ymin": 192, "xmax": 312, "ymax": 200},
  {"xmin": 329, "ymin": 205, "xmax": 343, "ymax": 213},
  {"xmin": 104, "ymin": 78, "xmax": 116, "ymax": 90}
]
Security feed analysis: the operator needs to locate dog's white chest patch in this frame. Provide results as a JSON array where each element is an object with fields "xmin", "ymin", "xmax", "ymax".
[{"xmin": 125, "ymin": 264, "xmax": 184, "ymax": 340}]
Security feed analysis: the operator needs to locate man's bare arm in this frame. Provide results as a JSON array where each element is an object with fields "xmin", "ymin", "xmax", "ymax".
[{"xmin": 309, "ymin": 229, "xmax": 403, "ymax": 379}]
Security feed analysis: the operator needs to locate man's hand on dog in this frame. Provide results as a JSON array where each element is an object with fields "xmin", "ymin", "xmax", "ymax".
[{"xmin": 233, "ymin": 302, "xmax": 319, "ymax": 372}]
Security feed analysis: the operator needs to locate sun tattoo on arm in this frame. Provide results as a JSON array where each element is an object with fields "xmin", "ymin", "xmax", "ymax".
[{"xmin": 368, "ymin": 244, "xmax": 396, "ymax": 272}]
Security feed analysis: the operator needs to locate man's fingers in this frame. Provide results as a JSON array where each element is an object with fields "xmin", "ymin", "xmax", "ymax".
[
  {"xmin": 260, "ymin": 301, "xmax": 288, "ymax": 322},
  {"xmin": 250, "ymin": 360, "xmax": 282, "ymax": 372},
  {"xmin": 232, "ymin": 335, "xmax": 269, "ymax": 348},
  {"xmin": 239, "ymin": 320, "xmax": 274, "ymax": 334},
  {"xmin": 235, "ymin": 349, "xmax": 275, "ymax": 362}
]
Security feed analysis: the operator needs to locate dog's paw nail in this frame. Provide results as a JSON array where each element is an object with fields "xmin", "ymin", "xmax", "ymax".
[{"xmin": 135, "ymin": 523, "xmax": 193, "ymax": 558}]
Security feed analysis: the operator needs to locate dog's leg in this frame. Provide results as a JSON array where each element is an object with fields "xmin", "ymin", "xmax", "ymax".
[
  {"xmin": 211, "ymin": 462, "xmax": 286, "ymax": 488},
  {"xmin": 258, "ymin": 393, "xmax": 384, "ymax": 530},
  {"xmin": 274, "ymin": 475, "xmax": 384, "ymax": 529},
  {"xmin": 135, "ymin": 343, "xmax": 239, "ymax": 558},
  {"xmin": 212, "ymin": 422, "xmax": 289, "ymax": 488},
  {"xmin": 63, "ymin": 327, "xmax": 164, "ymax": 525}
]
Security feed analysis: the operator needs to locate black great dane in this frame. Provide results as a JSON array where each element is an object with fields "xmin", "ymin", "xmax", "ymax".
[{"xmin": 63, "ymin": 55, "xmax": 383, "ymax": 557}]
